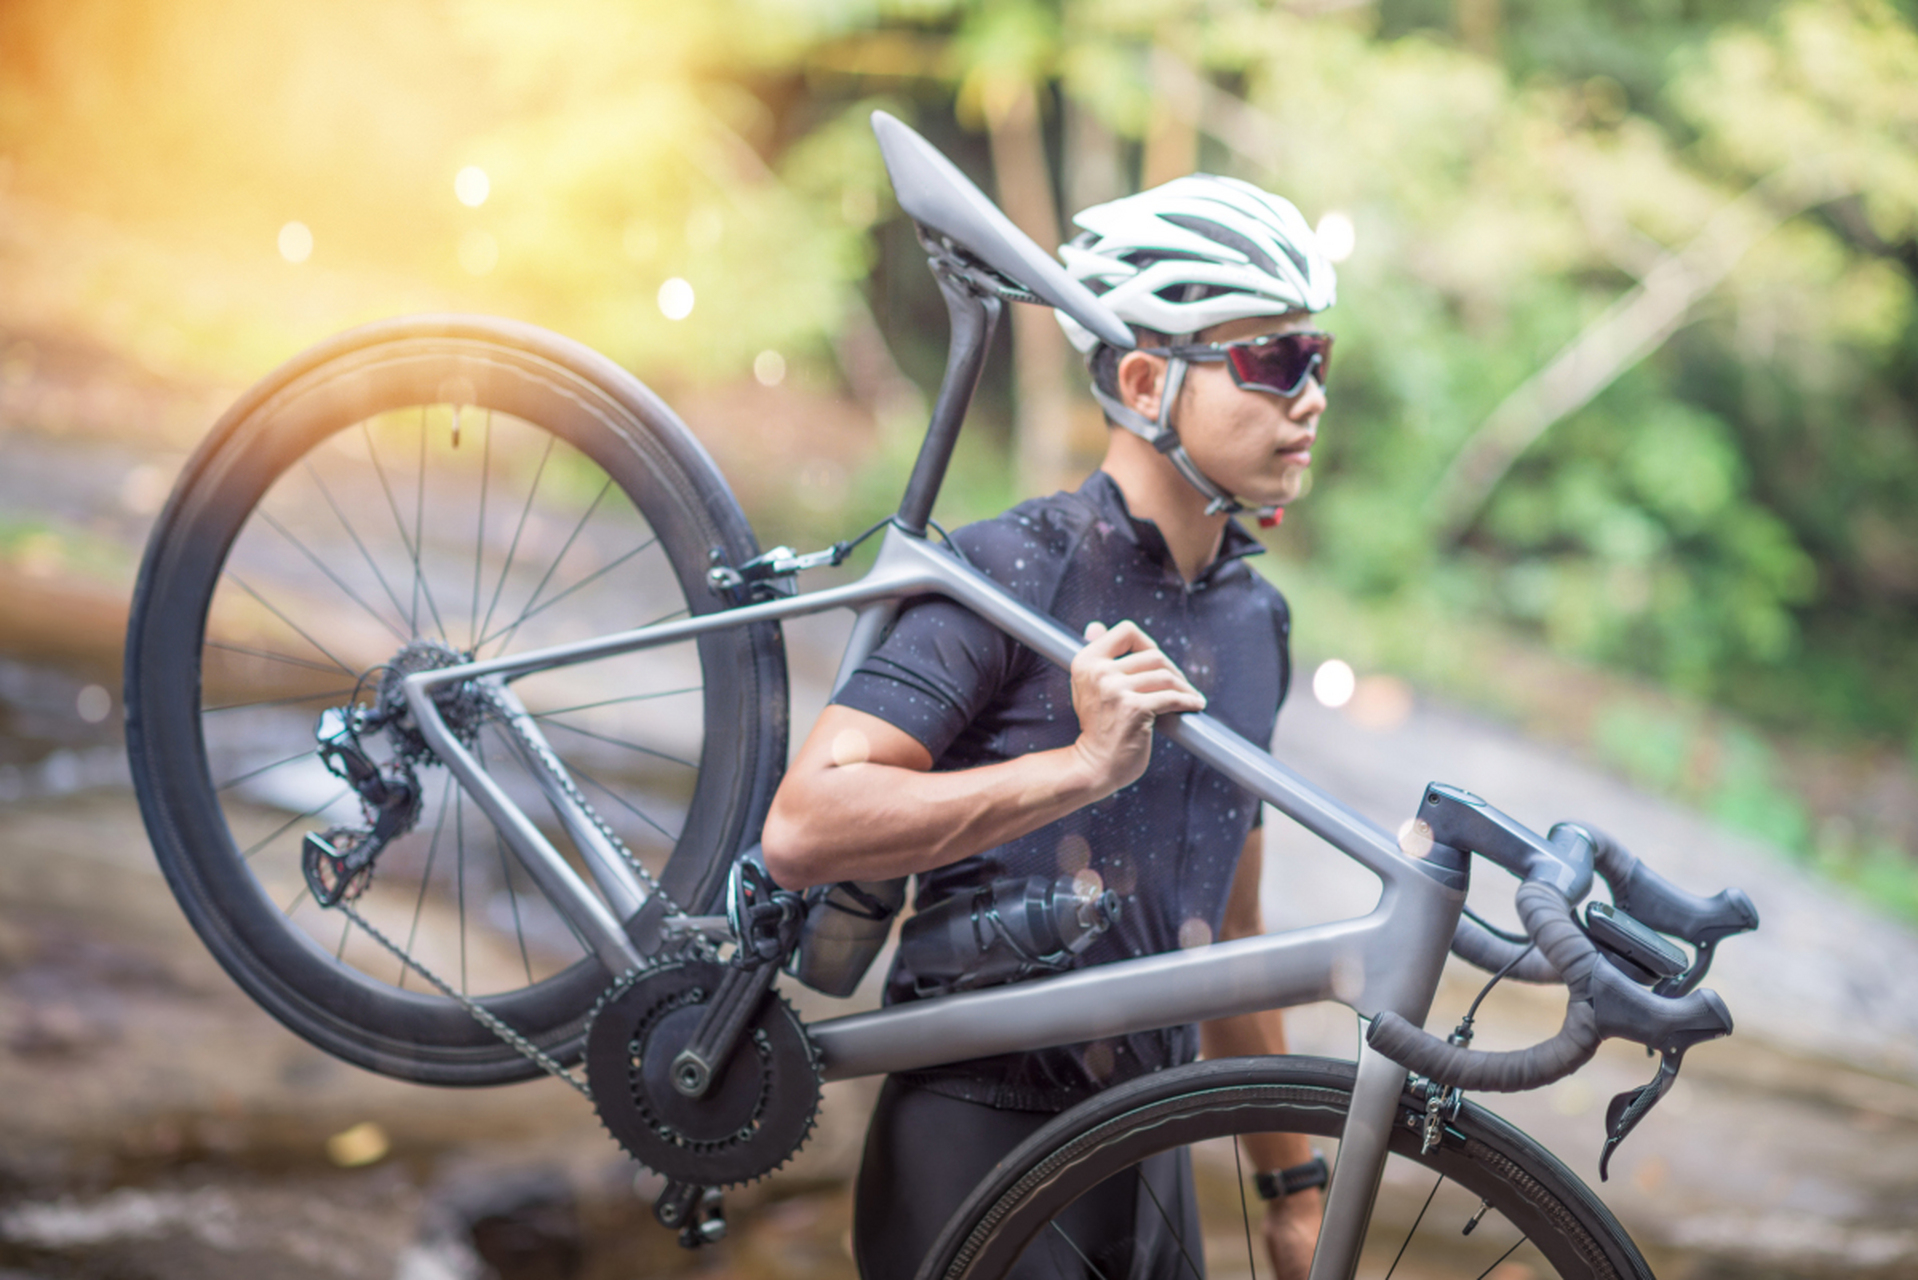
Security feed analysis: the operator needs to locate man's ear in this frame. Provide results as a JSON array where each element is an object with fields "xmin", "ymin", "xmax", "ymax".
[{"xmin": 1115, "ymin": 349, "xmax": 1166, "ymax": 420}]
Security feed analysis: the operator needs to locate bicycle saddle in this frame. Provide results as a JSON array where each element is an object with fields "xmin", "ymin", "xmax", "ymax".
[{"xmin": 871, "ymin": 110, "xmax": 1135, "ymax": 351}]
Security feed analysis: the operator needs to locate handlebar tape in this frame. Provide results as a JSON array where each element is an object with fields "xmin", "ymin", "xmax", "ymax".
[{"xmin": 1370, "ymin": 882, "xmax": 1602, "ymax": 1092}]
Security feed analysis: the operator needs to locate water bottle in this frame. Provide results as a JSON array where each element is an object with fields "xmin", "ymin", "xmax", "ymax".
[
  {"xmin": 789, "ymin": 876, "xmax": 909, "ymax": 998},
  {"xmin": 898, "ymin": 875, "xmax": 1122, "ymax": 995}
]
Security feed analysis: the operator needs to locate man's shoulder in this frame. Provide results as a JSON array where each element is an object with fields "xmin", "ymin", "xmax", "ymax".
[{"xmin": 947, "ymin": 488, "xmax": 1101, "ymax": 604}]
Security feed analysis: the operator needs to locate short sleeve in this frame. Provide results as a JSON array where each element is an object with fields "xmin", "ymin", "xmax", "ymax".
[
  {"xmin": 830, "ymin": 505, "xmax": 1078, "ymax": 763},
  {"xmin": 833, "ymin": 593, "xmax": 1017, "ymax": 761}
]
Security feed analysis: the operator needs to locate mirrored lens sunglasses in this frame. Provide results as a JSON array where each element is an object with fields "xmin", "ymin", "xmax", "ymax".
[{"xmin": 1166, "ymin": 331, "xmax": 1333, "ymax": 397}]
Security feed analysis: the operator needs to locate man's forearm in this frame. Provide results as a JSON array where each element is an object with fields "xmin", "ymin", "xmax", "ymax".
[{"xmin": 762, "ymin": 744, "xmax": 1101, "ymax": 889}]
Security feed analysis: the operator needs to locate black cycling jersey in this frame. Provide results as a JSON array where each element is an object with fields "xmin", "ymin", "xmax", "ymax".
[{"xmin": 834, "ymin": 470, "xmax": 1292, "ymax": 1110}]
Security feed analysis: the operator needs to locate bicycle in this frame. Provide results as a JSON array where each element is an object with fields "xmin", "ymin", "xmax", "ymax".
[{"xmin": 124, "ymin": 111, "xmax": 1759, "ymax": 1279}]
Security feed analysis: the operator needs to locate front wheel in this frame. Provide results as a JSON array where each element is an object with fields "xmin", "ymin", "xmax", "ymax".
[
  {"xmin": 125, "ymin": 315, "xmax": 788, "ymax": 1085},
  {"xmin": 916, "ymin": 1056, "xmax": 1650, "ymax": 1280}
]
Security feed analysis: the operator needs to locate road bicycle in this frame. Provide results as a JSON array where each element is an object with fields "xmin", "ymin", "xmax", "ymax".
[{"xmin": 124, "ymin": 112, "xmax": 1759, "ymax": 1279}]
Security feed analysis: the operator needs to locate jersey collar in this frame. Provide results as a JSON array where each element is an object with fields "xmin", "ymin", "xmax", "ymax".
[{"xmin": 1080, "ymin": 470, "xmax": 1266, "ymax": 583}]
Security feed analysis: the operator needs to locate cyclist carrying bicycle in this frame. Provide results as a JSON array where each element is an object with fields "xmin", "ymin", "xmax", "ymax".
[{"xmin": 763, "ymin": 174, "xmax": 1338, "ymax": 1279}]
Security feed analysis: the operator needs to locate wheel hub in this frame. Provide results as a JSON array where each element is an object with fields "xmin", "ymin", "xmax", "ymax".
[{"xmin": 374, "ymin": 638, "xmax": 486, "ymax": 761}]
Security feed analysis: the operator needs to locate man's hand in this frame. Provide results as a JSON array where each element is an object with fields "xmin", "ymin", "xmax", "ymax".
[
  {"xmin": 1067, "ymin": 620, "xmax": 1205, "ymax": 798},
  {"xmin": 1263, "ymin": 1188, "xmax": 1323, "ymax": 1280}
]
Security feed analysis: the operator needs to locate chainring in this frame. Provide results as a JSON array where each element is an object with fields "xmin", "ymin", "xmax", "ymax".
[{"xmin": 586, "ymin": 960, "xmax": 820, "ymax": 1187}]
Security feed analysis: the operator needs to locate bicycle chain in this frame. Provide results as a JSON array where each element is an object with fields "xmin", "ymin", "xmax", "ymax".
[
  {"xmin": 331, "ymin": 675, "xmax": 700, "ymax": 1094},
  {"xmin": 479, "ymin": 680, "xmax": 690, "ymax": 922},
  {"xmin": 336, "ymin": 899, "xmax": 592, "ymax": 1098}
]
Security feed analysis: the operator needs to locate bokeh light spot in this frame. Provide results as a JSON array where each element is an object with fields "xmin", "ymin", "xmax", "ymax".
[
  {"xmin": 76, "ymin": 684, "xmax": 111, "ymax": 724},
  {"xmin": 1177, "ymin": 916, "xmax": 1213, "ymax": 950},
  {"xmin": 657, "ymin": 277, "xmax": 695, "ymax": 321},
  {"xmin": 277, "ymin": 221, "xmax": 313, "ymax": 264},
  {"xmin": 1315, "ymin": 211, "xmax": 1356, "ymax": 263},
  {"xmin": 1312, "ymin": 658, "xmax": 1356, "ymax": 708},
  {"xmin": 455, "ymin": 166, "xmax": 490, "ymax": 208},
  {"xmin": 753, "ymin": 349, "xmax": 786, "ymax": 386}
]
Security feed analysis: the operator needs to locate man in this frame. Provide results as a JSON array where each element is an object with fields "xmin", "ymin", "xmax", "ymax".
[{"xmin": 762, "ymin": 173, "xmax": 1336, "ymax": 1278}]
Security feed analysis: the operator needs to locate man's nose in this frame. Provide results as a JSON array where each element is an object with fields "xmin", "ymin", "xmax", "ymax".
[{"xmin": 1286, "ymin": 375, "xmax": 1327, "ymax": 420}]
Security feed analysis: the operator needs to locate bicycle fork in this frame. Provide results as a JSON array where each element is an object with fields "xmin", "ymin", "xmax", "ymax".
[{"xmin": 1308, "ymin": 862, "xmax": 1467, "ymax": 1280}]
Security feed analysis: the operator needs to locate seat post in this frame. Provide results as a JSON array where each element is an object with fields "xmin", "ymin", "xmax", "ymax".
[{"xmin": 894, "ymin": 263, "xmax": 1002, "ymax": 537}]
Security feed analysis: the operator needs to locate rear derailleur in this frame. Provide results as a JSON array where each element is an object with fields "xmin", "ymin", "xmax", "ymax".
[{"xmin": 301, "ymin": 704, "xmax": 422, "ymax": 906}]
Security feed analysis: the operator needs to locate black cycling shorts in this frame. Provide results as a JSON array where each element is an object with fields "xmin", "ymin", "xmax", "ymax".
[{"xmin": 853, "ymin": 1075, "xmax": 1200, "ymax": 1279}]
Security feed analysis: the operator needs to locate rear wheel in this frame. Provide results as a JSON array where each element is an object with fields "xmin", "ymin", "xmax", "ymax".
[
  {"xmin": 125, "ymin": 316, "xmax": 787, "ymax": 1085},
  {"xmin": 916, "ymin": 1056, "xmax": 1649, "ymax": 1280}
]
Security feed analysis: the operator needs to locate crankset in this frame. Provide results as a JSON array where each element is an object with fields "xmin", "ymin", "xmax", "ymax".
[{"xmin": 585, "ymin": 959, "xmax": 821, "ymax": 1189}]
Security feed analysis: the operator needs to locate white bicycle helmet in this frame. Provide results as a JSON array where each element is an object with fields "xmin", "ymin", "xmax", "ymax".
[{"xmin": 1055, "ymin": 174, "xmax": 1336, "ymax": 520}]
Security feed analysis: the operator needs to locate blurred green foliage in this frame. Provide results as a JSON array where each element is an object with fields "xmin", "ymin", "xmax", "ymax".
[{"xmin": 2, "ymin": 0, "xmax": 1914, "ymax": 865}]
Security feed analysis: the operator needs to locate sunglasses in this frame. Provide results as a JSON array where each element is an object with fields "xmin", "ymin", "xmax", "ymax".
[{"xmin": 1165, "ymin": 330, "xmax": 1333, "ymax": 397}]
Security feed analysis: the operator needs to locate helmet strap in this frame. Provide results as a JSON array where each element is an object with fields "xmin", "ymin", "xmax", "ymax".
[{"xmin": 1089, "ymin": 349, "xmax": 1282, "ymax": 525}]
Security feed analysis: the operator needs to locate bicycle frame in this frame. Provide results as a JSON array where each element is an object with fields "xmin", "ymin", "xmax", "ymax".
[
  {"xmin": 402, "ymin": 519, "xmax": 1471, "ymax": 1280},
  {"xmin": 385, "ymin": 243, "xmax": 1478, "ymax": 1279}
]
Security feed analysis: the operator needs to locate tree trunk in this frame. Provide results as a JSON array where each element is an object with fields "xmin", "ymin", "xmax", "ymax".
[
  {"xmin": 984, "ymin": 78, "xmax": 1075, "ymax": 496},
  {"xmin": 1142, "ymin": 44, "xmax": 1200, "ymax": 189}
]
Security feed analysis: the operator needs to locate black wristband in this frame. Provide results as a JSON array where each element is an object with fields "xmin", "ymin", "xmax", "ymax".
[{"xmin": 1254, "ymin": 1153, "xmax": 1328, "ymax": 1201}]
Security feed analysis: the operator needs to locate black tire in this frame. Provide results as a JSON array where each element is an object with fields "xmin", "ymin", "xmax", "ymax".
[
  {"xmin": 916, "ymin": 1056, "xmax": 1651, "ymax": 1280},
  {"xmin": 125, "ymin": 315, "xmax": 788, "ymax": 1085}
]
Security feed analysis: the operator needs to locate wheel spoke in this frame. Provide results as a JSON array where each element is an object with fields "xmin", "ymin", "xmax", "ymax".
[
  {"xmin": 531, "ymin": 717, "xmax": 696, "ymax": 770},
  {"xmin": 360, "ymin": 417, "xmax": 448, "ymax": 639},
  {"xmin": 257, "ymin": 507, "xmax": 409, "ymax": 642},
  {"xmin": 223, "ymin": 572, "xmax": 361, "ymax": 677},
  {"xmin": 489, "ymin": 474, "xmax": 613, "ymax": 655},
  {"xmin": 527, "ymin": 686, "xmax": 701, "ymax": 718},
  {"xmin": 470, "ymin": 410, "xmax": 492, "ymax": 647},
  {"xmin": 1472, "ymin": 1235, "xmax": 1529, "ymax": 1280},
  {"xmin": 305, "ymin": 460, "xmax": 417, "ymax": 634},
  {"xmin": 476, "ymin": 433, "xmax": 556, "ymax": 649},
  {"xmin": 1383, "ymin": 1175, "xmax": 1444, "ymax": 1280},
  {"xmin": 455, "ymin": 777, "xmax": 469, "ymax": 995},
  {"xmin": 243, "ymin": 787, "xmax": 353, "ymax": 862},
  {"xmin": 477, "ymin": 734, "xmax": 537, "ymax": 987},
  {"xmin": 567, "ymin": 760, "xmax": 681, "ymax": 844},
  {"xmin": 216, "ymin": 746, "xmax": 321, "ymax": 792},
  {"xmin": 1137, "ymin": 1160, "xmax": 1205, "ymax": 1280},
  {"xmin": 205, "ymin": 640, "xmax": 348, "ymax": 676},
  {"xmin": 1233, "ymin": 1135, "xmax": 1259, "ymax": 1280},
  {"xmin": 400, "ymin": 772, "xmax": 458, "ymax": 989},
  {"xmin": 412, "ymin": 406, "xmax": 450, "ymax": 643},
  {"xmin": 475, "ymin": 535, "xmax": 660, "ymax": 651},
  {"xmin": 496, "ymin": 825, "xmax": 535, "ymax": 987},
  {"xmin": 204, "ymin": 687, "xmax": 359, "ymax": 714},
  {"xmin": 1046, "ymin": 1221, "xmax": 1114, "ymax": 1280}
]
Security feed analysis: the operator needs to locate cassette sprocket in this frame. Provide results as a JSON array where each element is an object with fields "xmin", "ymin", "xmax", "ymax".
[{"xmin": 586, "ymin": 960, "xmax": 819, "ymax": 1187}]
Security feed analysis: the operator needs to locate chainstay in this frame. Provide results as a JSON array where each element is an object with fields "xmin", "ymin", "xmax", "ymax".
[
  {"xmin": 480, "ymin": 680, "xmax": 689, "ymax": 921},
  {"xmin": 336, "ymin": 901, "xmax": 592, "ymax": 1098}
]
